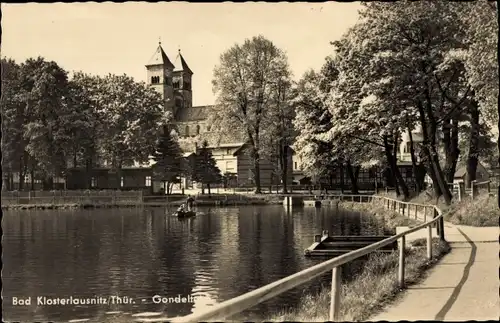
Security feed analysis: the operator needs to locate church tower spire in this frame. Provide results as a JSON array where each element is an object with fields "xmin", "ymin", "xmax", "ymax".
[
  {"xmin": 146, "ymin": 40, "xmax": 175, "ymax": 113},
  {"xmin": 172, "ymin": 48, "xmax": 193, "ymax": 110}
]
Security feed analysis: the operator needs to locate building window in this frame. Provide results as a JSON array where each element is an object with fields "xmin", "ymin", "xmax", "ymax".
[
  {"xmin": 183, "ymin": 82, "xmax": 191, "ymax": 90},
  {"xmin": 294, "ymin": 162, "xmax": 298, "ymax": 170},
  {"xmin": 185, "ymin": 125, "xmax": 189, "ymax": 137},
  {"xmin": 173, "ymin": 81, "xmax": 180, "ymax": 89},
  {"xmin": 151, "ymin": 76, "xmax": 160, "ymax": 84},
  {"xmin": 196, "ymin": 124, "xmax": 200, "ymax": 135},
  {"xmin": 120, "ymin": 177, "xmax": 124, "ymax": 187},
  {"xmin": 207, "ymin": 125, "xmax": 211, "ymax": 131},
  {"xmin": 145, "ymin": 176, "xmax": 152, "ymax": 187},
  {"xmin": 91, "ymin": 177, "xmax": 97, "ymax": 188},
  {"xmin": 226, "ymin": 148, "xmax": 231, "ymax": 155}
]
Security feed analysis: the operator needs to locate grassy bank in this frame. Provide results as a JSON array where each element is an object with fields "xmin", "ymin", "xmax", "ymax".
[
  {"xmin": 442, "ymin": 194, "xmax": 498, "ymax": 226},
  {"xmin": 339, "ymin": 200, "xmax": 422, "ymax": 232},
  {"xmin": 268, "ymin": 238, "xmax": 450, "ymax": 322},
  {"xmin": 377, "ymin": 191, "xmax": 498, "ymax": 227}
]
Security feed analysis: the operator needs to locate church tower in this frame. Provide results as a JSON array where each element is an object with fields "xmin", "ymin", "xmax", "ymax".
[
  {"xmin": 172, "ymin": 49, "xmax": 193, "ymax": 111},
  {"xmin": 145, "ymin": 42, "xmax": 175, "ymax": 114}
]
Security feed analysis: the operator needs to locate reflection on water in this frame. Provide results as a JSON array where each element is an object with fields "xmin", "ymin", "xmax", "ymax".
[{"xmin": 2, "ymin": 205, "xmax": 387, "ymax": 322}]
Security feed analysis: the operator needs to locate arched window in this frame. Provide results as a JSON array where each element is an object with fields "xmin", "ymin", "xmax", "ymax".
[
  {"xmin": 196, "ymin": 124, "xmax": 200, "ymax": 135},
  {"xmin": 175, "ymin": 98, "xmax": 183, "ymax": 109},
  {"xmin": 185, "ymin": 125, "xmax": 189, "ymax": 137},
  {"xmin": 151, "ymin": 76, "xmax": 160, "ymax": 84}
]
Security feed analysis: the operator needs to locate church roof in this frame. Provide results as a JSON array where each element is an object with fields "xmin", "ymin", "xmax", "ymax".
[
  {"xmin": 146, "ymin": 44, "xmax": 174, "ymax": 69},
  {"xmin": 175, "ymin": 105, "xmax": 211, "ymax": 122},
  {"xmin": 173, "ymin": 50, "xmax": 193, "ymax": 74}
]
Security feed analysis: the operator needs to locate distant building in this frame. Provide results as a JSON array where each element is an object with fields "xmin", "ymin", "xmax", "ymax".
[
  {"xmin": 398, "ymin": 125, "xmax": 423, "ymax": 163},
  {"xmin": 453, "ymin": 163, "xmax": 490, "ymax": 184}
]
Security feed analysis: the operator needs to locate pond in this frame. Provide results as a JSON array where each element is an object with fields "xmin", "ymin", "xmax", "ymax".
[{"xmin": 2, "ymin": 204, "xmax": 388, "ymax": 322}]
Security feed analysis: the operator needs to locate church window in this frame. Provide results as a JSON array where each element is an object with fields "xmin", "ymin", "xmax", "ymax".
[
  {"xmin": 185, "ymin": 125, "xmax": 189, "ymax": 137},
  {"xmin": 196, "ymin": 124, "xmax": 200, "ymax": 135},
  {"xmin": 176, "ymin": 98, "xmax": 183, "ymax": 109}
]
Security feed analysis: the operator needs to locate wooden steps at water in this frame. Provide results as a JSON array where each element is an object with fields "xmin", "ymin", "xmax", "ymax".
[{"xmin": 304, "ymin": 231, "xmax": 397, "ymax": 257}]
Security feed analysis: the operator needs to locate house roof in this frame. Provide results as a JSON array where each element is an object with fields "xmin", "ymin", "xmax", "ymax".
[
  {"xmin": 146, "ymin": 44, "xmax": 175, "ymax": 69},
  {"xmin": 178, "ymin": 128, "xmax": 247, "ymax": 153},
  {"xmin": 454, "ymin": 167, "xmax": 467, "ymax": 178},
  {"xmin": 175, "ymin": 105, "xmax": 211, "ymax": 122},
  {"xmin": 173, "ymin": 49, "xmax": 193, "ymax": 74},
  {"xmin": 454, "ymin": 162, "xmax": 488, "ymax": 178}
]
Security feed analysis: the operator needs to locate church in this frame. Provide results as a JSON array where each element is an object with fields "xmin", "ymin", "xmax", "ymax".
[{"xmin": 65, "ymin": 42, "xmax": 293, "ymax": 192}]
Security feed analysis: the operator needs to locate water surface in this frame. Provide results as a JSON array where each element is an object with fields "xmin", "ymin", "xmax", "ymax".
[{"xmin": 2, "ymin": 205, "xmax": 387, "ymax": 322}]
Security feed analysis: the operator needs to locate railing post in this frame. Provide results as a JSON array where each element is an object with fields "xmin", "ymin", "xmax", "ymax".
[
  {"xmin": 329, "ymin": 266, "xmax": 341, "ymax": 322},
  {"xmin": 427, "ymin": 225, "xmax": 433, "ymax": 260},
  {"xmin": 398, "ymin": 235, "xmax": 406, "ymax": 288},
  {"xmin": 423, "ymin": 206, "xmax": 427, "ymax": 222}
]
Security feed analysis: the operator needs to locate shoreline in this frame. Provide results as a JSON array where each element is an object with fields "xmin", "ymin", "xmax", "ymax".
[{"xmin": 1, "ymin": 199, "xmax": 283, "ymax": 210}]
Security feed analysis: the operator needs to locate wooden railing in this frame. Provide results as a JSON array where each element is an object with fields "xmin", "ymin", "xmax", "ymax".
[{"xmin": 143, "ymin": 195, "xmax": 445, "ymax": 323}]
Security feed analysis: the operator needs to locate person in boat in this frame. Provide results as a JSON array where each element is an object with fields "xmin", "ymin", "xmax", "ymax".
[
  {"xmin": 186, "ymin": 195, "xmax": 195, "ymax": 211},
  {"xmin": 177, "ymin": 203, "xmax": 187, "ymax": 213}
]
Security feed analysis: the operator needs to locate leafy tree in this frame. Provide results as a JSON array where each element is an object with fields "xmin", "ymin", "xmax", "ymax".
[
  {"xmin": 261, "ymin": 78, "xmax": 295, "ymax": 193},
  {"xmin": 331, "ymin": 1, "xmax": 479, "ymax": 204},
  {"xmin": 292, "ymin": 69, "xmax": 334, "ymax": 182},
  {"xmin": 95, "ymin": 74, "xmax": 165, "ymax": 187},
  {"xmin": 324, "ymin": 25, "xmax": 410, "ymax": 198},
  {"xmin": 152, "ymin": 125, "xmax": 183, "ymax": 195},
  {"xmin": 1, "ymin": 58, "xmax": 26, "ymax": 190},
  {"xmin": 64, "ymin": 72, "xmax": 103, "ymax": 188},
  {"xmin": 210, "ymin": 35, "xmax": 292, "ymax": 193},
  {"xmin": 191, "ymin": 140, "xmax": 222, "ymax": 195},
  {"xmin": 17, "ymin": 57, "xmax": 71, "ymax": 189}
]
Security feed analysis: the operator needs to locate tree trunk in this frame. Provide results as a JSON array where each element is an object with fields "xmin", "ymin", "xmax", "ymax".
[
  {"xmin": 346, "ymin": 160, "xmax": 359, "ymax": 194},
  {"xmin": 417, "ymin": 99, "xmax": 452, "ymax": 204},
  {"xmin": 391, "ymin": 132, "xmax": 409, "ymax": 197},
  {"xmin": 30, "ymin": 167, "xmax": 35, "ymax": 191},
  {"xmin": 383, "ymin": 135, "xmax": 409, "ymax": 199},
  {"xmin": 339, "ymin": 163, "xmax": 345, "ymax": 193},
  {"xmin": 466, "ymin": 99, "xmax": 480, "ymax": 188},
  {"xmin": 3, "ymin": 171, "xmax": 10, "ymax": 191},
  {"xmin": 252, "ymin": 147, "xmax": 262, "ymax": 194},
  {"xmin": 407, "ymin": 124, "xmax": 421, "ymax": 193},
  {"xmin": 442, "ymin": 119, "xmax": 460, "ymax": 184},
  {"xmin": 85, "ymin": 158, "xmax": 92, "ymax": 189},
  {"xmin": 280, "ymin": 144, "xmax": 289, "ymax": 194}
]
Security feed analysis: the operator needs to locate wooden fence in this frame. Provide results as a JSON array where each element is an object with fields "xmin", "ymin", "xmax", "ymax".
[
  {"xmin": 141, "ymin": 194, "xmax": 444, "ymax": 323},
  {"xmin": 447, "ymin": 180, "xmax": 493, "ymax": 201}
]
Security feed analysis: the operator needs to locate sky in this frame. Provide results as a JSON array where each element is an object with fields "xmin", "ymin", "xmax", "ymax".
[{"xmin": 1, "ymin": 2, "xmax": 362, "ymax": 106}]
